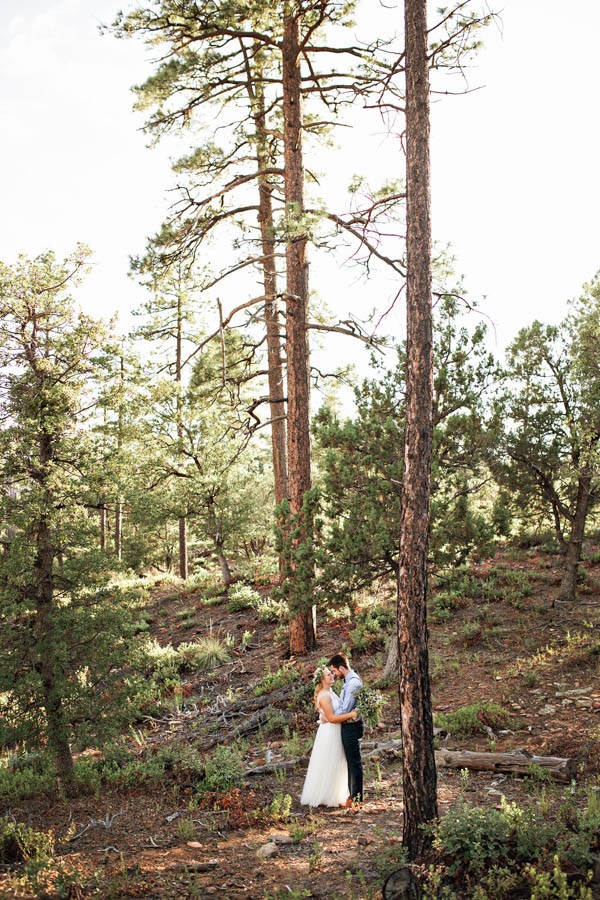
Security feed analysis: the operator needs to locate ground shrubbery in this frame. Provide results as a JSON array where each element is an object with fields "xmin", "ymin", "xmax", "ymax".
[
  {"xmin": 422, "ymin": 788, "xmax": 600, "ymax": 898},
  {"xmin": 349, "ymin": 602, "xmax": 395, "ymax": 651},
  {"xmin": 431, "ymin": 566, "xmax": 535, "ymax": 622},
  {"xmin": 434, "ymin": 702, "xmax": 514, "ymax": 738}
]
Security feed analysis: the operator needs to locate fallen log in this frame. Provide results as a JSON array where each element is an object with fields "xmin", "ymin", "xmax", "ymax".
[
  {"xmin": 223, "ymin": 683, "xmax": 297, "ymax": 715},
  {"xmin": 199, "ymin": 707, "xmax": 293, "ymax": 751},
  {"xmin": 435, "ymin": 748, "xmax": 577, "ymax": 783},
  {"xmin": 363, "ymin": 739, "xmax": 403, "ymax": 759},
  {"xmin": 244, "ymin": 755, "xmax": 308, "ymax": 776}
]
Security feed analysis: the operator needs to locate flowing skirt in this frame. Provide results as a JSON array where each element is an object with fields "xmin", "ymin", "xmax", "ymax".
[{"xmin": 300, "ymin": 722, "xmax": 348, "ymax": 807}]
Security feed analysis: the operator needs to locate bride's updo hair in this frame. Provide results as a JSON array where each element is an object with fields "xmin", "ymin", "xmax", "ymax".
[{"xmin": 312, "ymin": 664, "xmax": 327, "ymax": 708}]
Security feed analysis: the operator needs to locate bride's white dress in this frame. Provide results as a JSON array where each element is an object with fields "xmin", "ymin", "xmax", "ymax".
[{"xmin": 300, "ymin": 689, "xmax": 348, "ymax": 807}]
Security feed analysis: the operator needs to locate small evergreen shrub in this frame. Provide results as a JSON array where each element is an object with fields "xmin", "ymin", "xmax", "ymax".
[
  {"xmin": 433, "ymin": 566, "xmax": 534, "ymax": 608},
  {"xmin": 253, "ymin": 665, "xmax": 300, "ymax": 697},
  {"xmin": 0, "ymin": 757, "xmax": 54, "ymax": 804},
  {"xmin": 200, "ymin": 745, "xmax": 244, "ymax": 792},
  {"xmin": 350, "ymin": 603, "xmax": 394, "ymax": 651},
  {"xmin": 434, "ymin": 702, "xmax": 512, "ymax": 737},
  {"xmin": 226, "ymin": 582, "xmax": 262, "ymax": 611},
  {"xmin": 256, "ymin": 594, "xmax": 288, "ymax": 622},
  {"xmin": 0, "ymin": 819, "xmax": 54, "ymax": 864},
  {"xmin": 425, "ymin": 792, "xmax": 599, "ymax": 897}
]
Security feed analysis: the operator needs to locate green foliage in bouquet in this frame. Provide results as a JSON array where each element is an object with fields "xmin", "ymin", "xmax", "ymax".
[{"xmin": 354, "ymin": 686, "xmax": 387, "ymax": 729}]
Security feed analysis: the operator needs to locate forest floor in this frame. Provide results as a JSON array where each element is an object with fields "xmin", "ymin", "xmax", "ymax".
[{"xmin": 1, "ymin": 545, "xmax": 600, "ymax": 899}]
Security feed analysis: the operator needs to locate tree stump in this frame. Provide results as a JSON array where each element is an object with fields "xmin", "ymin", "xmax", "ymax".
[{"xmin": 382, "ymin": 867, "xmax": 422, "ymax": 899}]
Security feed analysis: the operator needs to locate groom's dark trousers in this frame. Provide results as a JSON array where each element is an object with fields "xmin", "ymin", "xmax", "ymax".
[{"xmin": 341, "ymin": 720, "xmax": 364, "ymax": 802}]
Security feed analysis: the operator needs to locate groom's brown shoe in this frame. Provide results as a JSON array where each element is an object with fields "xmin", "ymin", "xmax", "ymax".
[{"xmin": 345, "ymin": 799, "xmax": 363, "ymax": 814}]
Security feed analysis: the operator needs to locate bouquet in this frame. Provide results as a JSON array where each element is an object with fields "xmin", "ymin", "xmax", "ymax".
[{"xmin": 354, "ymin": 685, "xmax": 387, "ymax": 729}]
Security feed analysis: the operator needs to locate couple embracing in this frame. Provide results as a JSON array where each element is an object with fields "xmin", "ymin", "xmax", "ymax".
[{"xmin": 300, "ymin": 653, "xmax": 365, "ymax": 809}]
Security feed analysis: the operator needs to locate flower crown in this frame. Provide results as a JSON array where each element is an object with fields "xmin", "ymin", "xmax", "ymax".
[{"xmin": 312, "ymin": 664, "xmax": 327, "ymax": 689}]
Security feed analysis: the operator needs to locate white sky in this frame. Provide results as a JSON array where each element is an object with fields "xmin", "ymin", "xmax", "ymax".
[{"xmin": 0, "ymin": 0, "xmax": 599, "ymax": 361}]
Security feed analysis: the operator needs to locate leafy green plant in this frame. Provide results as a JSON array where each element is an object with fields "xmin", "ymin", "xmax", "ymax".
[
  {"xmin": 434, "ymin": 702, "xmax": 512, "ymax": 737},
  {"xmin": 0, "ymin": 819, "xmax": 54, "ymax": 864},
  {"xmin": 525, "ymin": 856, "xmax": 594, "ymax": 899},
  {"xmin": 264, "ymin": 792, "xmax": 292, "ymax": 822},
  {"xmin": 200, "ymin": 745, "xmax": 244, "ymax": 792},
  {"xmin": 350, "ymin": 603, "xmax": 394, "ymax": 651},
  {"xmin": 253, "ymin": 664, "xmax": 300, "ymax": 697},
  {"xmin": 429, "ymin": 791, "xmax": 600, "ymax": 890},
  {"xmin": 255, "ymin": 594, "xmax": 288, "ymax": 623},
  {"xmin": 0, "ymin": 755, "xmax": 54, "ymax": 804},
  {"xmin": 226, "ymin": 582, "xmax": 262, "ymax": 611},
  {"xmin": 308, "ymin": 840, "xmax": 323, "ymax": 872},
  {"xmin": 240, "ymin": 629, "xmax": 255, "ymax": 651}
]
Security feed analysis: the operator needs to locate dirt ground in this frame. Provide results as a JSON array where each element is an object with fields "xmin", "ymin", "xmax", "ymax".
[{"xmin": 1, "ymin": 548, "xmax": 599, "ymax": 899}]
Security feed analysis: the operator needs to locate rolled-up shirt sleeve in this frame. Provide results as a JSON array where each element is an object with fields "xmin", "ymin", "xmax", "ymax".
[{"xmin": 338, "ymin": 671, "xmax": 363, "ymax": 714}]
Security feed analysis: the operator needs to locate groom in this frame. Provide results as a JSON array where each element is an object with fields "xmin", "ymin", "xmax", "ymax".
[{"xmin": 328, "ymin": 652, "xmax": 364, "ymax": 805}]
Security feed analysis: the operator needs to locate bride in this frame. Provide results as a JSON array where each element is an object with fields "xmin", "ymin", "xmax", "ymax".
[{"xmin": 300, "ymin": 664, "xmax": 358, "ymax": 808}]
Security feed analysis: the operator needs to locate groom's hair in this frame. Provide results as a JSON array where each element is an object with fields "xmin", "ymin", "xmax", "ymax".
[{"xmin": 327, "ymin": 652, "xmax": 349, "ymax": 670}]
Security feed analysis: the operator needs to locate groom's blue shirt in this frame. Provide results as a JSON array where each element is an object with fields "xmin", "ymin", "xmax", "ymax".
[{"xmin": 338, "ymin": 668, "xmax": 363, "ymax": 714}]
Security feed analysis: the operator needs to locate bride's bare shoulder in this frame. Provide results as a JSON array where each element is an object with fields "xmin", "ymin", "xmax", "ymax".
[{"xmin": 316, "ymin": 689, "xmax": 333, "ymax": 707}]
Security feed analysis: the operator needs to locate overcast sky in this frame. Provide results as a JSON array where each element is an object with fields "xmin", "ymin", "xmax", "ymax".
[{"xmin": 1, "ymin": 0, "xmax": 599, "ymax": 361}]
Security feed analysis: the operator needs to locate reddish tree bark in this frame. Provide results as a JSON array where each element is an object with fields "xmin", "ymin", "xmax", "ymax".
[
  {"xmin": 253, "ymin": 51, "xmax": 289, "ymax": 507},
  {"xmin": 397, "ymin": 0, "xmax": 438, "ymax": 859},
  {"xmin": 282, "ymin": 5, "xmax": 316, "ymax": 655},
  {"xmin": 176, "ymin": 282, "xmax": 188, "ymax": 580}
]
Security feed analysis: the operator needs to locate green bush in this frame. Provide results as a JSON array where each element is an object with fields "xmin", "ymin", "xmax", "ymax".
[
  {"xmin": 427, "ymin": 793, "xmax": 599, "ymax": 896},
  {"xmin": 0, "ymin": 754, "xmax": 55, "ymax": 804},
  {"xmin": 350, "ymin": 603, "xmax": 395, "ymax": 651},
  {"xmin": 525, "ymin": 857, "xmax": 594, "ymax": 899},
  {"xmin": 0, "ymin": 819, "xmax": 54, "ymax": 864},
  {"xmin": 200, "ymin": 745, "xmax": 244, "ymax": 792},
  {"xmin": 263, "ymin": 792, "xmax": 292, "ymax": 822},
  {"xmin": 227, "ymin": 583, "xmax": 262, "ymax": 612},
  {"xmin": 434, "ymin": 702, "xmax": 512, "ymax": 737},
  {"xmin": 432, "ymin": 566, "xmax": 534, "ymax": 609},
  {"xmin": 137, "ymin": 635, "xmax": 230, "ymax": 679},
  {"xmin": 253, "ymin": 664, "xmax": 300, "ymax": 697},
  {"xmin": 256, "ymin": 594, "xmax": 288, "ymax": 623}
]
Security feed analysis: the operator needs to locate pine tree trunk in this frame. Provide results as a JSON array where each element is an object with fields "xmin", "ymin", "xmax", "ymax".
[
  {"xmin": 253, "ymin": 51, "xmax": 289, "ymax": 507},
  {"xmin": 35, "ymin": 434, "xmax": 74, "ymax": 788},
  {"xmin": 558, "ymin": 472, "xmax": 591, "ymax": 601},
  {"xmin": 99, "ymin": 504, "xmax": 106, "ymax": 551},
  {"xmin": 179, "ymin": 516, "xmax": 188, "ymax": 580},
  {"xmin": 114, "ymin": 500, "xmax": 122, "ymax": 561},
  {"xmin": 176, "ymin": 290, "xmax": 189, "ymax": 581},
  {"xmin": 384, "ymin": 634, "xmax": 399, "ymax": 680},
  {"xmin": 398, "ymin": 0, "xmax": 438, "ymax": 859},
  {"xmin": 217, "ymin": 550, "xmax": 233, "ymax": 586},
  {"xmin": 282, "ymin": 6, "xmax": 315, "ymax": 655}
]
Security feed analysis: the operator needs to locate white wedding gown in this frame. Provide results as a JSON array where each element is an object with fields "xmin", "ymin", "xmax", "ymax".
[{"xmin": 300, "ymin": 689, "xmax": 348, "ymax": 807}]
